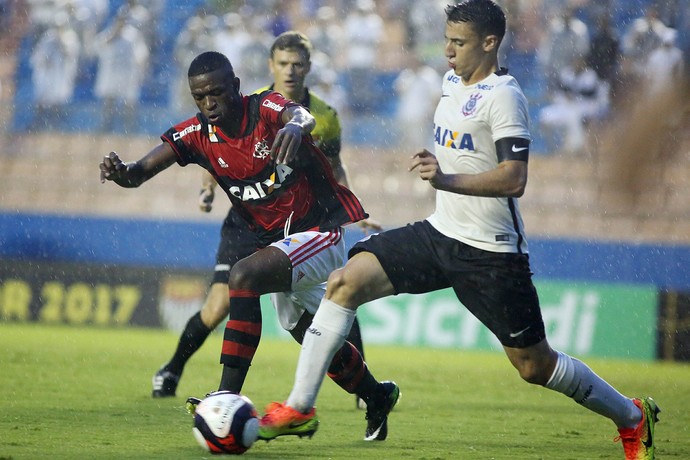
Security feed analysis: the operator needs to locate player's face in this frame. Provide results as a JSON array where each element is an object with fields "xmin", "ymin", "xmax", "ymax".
[
  {"xmin": 444, "ymin": 21, "xmax": 495, "ymax": 84},
  {"xmin": 188, "ymin": 68, "xmax": 242, "ymax": 131},
  {"xmin": 269, "ymin": 49, "xmax": 311, "ymax": 101}
]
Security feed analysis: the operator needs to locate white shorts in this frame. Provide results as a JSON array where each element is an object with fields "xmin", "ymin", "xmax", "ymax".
[{"xmin": 269, "ymin": 228, "xmax": 346, "ymax": 330}]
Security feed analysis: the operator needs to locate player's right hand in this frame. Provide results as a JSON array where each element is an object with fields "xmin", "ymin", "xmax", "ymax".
[
  {"xmin": 199, "ymin": 186, "xmax": 215, "ymax": 212},
  {"xmin": 271, "ymin": 122, "xmax": 302, "ymax": 165},
  {"xmin": 409, "ymin": 149, "xmax": 447, "ymax": 189},
  {"xmin": 99, "ymin": 151, "xmax": 127, "ymax": 183}
]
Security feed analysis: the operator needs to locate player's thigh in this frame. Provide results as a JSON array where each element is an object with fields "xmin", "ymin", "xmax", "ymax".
[
  {"xmin": 450, "ymin": 249, "xmax": 545, "ymax": 349},
  {"xmin": 326, "ymin": 252, "xmax": 395, "ymax": 307},
  {"xmin": 347, "ymin": 221, "xmax": 450, "ymax": 297},
  {"xmin": 229, "ymin": 245, "xmax": 294, "ymax": 293}
]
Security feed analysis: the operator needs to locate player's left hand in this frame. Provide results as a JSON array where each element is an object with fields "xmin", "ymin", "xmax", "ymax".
[
  {"xmin": 409, "ymin": 149, "xmax": 448, "ymax": 190},
  {"xmin": 271, "ymin": 123, "xmax": 302, "ymax": 165}
]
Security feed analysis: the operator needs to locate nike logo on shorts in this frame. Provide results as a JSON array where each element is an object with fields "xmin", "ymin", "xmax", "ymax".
[{"xmin": 509, "ymin": 326, "xmax": 531, "ymax": 338}]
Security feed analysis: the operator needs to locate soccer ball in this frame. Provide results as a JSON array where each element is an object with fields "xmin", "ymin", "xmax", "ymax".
[{"xmin": 192, "ymin": 391, "xmax": 260, "ymax": 455}]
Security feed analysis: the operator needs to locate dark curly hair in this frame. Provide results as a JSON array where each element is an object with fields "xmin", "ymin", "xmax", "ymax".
[{"xmin": 188, "ymin": 51, "xmax": 235, "ymax": 78}]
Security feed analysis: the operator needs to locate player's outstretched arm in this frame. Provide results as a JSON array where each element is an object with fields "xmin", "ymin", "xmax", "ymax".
[{"xmin": 100, "ymin": 143, "xmax": 177, "ymax": 188}]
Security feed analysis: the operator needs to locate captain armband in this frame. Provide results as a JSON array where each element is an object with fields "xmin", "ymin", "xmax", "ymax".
[{"xmin": 495, "ymin": 137, "xmax": 530, "ymax": 162}]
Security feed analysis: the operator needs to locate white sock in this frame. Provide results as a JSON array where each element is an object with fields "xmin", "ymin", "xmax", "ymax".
[
  {"xmin": 545, "ymin": 351, "xmax": 641, "ymax": 428},
  {"xmin": 286, "ymin": 299, "xmax": 356, "ymax": 413}
]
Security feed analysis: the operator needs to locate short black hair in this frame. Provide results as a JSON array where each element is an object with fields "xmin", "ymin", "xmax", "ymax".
[
  {"xmin": 445, "ymin": 0, "xmax": 506, "ymax": 40},
  {"xmin": 270, "ymin": 31, "xmax": 312, "ymax": 61},
  {"xmin": 188, "ymin": 51, "xmax": 235, "ymax": 78}
]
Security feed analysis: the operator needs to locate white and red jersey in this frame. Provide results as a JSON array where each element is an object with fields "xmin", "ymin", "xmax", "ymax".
[
  {"xmin": 161, "ymin": 90, "xmax": 367, "ymax": 244},
  {"xmin": 427, "ymin": 70, "xmax": 531, "ymax": 254}
]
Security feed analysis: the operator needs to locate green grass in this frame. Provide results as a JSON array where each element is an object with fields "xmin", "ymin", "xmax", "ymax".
[{"xmin": 1, "ymin": 323, "xmax": 689, "ymax": 460}]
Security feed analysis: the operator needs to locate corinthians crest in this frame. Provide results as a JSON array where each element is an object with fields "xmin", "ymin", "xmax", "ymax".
[
  {"xmin": 462, "ymin": 92, "xmax": 482, "ymax": 116},
  {"xmin": 253, "ymin": 140, "xmax": 271, "ymax": 159}
]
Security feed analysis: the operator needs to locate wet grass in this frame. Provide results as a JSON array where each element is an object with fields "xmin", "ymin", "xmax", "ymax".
[{"xmin": 1, "ymin": 322, "xmax": 689, "ymax": 459}]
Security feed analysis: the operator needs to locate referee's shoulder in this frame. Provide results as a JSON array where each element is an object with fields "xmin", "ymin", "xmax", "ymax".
[{"xmin": 307, "ymin": 90, "xmax": 338, "ymax": 116}]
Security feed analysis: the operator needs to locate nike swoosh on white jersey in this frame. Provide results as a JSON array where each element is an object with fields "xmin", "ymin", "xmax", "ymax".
[
  {"xmin": 509, "ymin": 326, "xmax": 530, "ymax": 338},
  {"xmin": 441, "ymin": 94, "xmax": 450, "ymax": 97},
  {"xmin": 511, "ymin": 145, "xmax": 528, "ymax": 152}
]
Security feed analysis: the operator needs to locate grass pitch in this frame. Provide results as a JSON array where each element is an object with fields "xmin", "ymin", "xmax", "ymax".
[{"xmin": 1, "ymin": 323, "xmax": 689, "ymax": 460}]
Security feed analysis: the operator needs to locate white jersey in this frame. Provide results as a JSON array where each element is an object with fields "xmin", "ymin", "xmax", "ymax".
[{"xmin": 426, "ymin": 70, "xmax": 531, "ymax": 254}]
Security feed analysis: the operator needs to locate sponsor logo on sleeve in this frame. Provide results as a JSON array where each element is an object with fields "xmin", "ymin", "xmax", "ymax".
[
  {"xmin": 172, "ymin": 123, "xmax": 202, "ymax": 141},
  {"xmin": 262, "ymin": 99, "xmax": 284, "ymax": 112}
]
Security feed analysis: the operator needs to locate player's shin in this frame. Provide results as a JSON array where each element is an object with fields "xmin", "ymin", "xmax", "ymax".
[
  {"xmin": 167, "ymin": 311, "xmax": 213, "ymax": 375},
  {"xmin": 347, "ymin": 318, "xmax": 366, "ymax": 360},
  {"xmin": 327, "ymin": 340, "xmax": 378, "ymax": 399},
  {"xmin": 545, "ymin": 350, "xmax": 641, "ymax": 428},
  {"xmin": 218, "ymin": 290, "xmax": 262, "ymax": 392},
  {"xmin": 286, "ymin": 299, "xmax": 356, "ymax": 412}
]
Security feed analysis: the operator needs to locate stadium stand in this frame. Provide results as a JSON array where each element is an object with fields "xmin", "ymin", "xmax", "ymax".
[{"xmin": 1, "ymin": 0, "xmax": 689, "ymax": 243}]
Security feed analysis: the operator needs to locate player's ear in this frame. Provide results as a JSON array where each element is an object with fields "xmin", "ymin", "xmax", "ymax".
[
  {"xmin": 483, "ymin": 34, "xmax": 500, "ymax": 52},
  {"xmin": 233, "ymin": 76, "xmax": 241, "ymax": 92}
]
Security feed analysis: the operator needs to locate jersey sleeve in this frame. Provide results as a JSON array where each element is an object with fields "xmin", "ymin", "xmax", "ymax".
[
  {"xmin": 488, "ymin": 83, "xmax": 531, "ymax": 143},
  {"xmin": 160, "ymin": 116, "xmax": 205, "ymax": 166},
  {"xmin": 259, "ymin": 91, "xmax": 299, "ymax": 126}
]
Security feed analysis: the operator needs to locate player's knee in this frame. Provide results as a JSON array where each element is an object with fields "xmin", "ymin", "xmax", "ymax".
[
  {"xmin": 326, "ymin": 268, "xmax": 367, "ymax": 307},
  {"xmin": 326, "ymin": 268, "xmax": 347, "ymax": 292},
  {"xmin": 227, "ymin": 260, "xmax": 259, "ymax": 290},
  {"xmin": 516, "ymin": 362, "xmax": 551, "ymax": 386}
]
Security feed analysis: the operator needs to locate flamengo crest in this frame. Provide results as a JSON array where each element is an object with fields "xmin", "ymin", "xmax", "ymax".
[{"xmin": 253, "ymin": 140, "xmax": 271, "ymax": 159}]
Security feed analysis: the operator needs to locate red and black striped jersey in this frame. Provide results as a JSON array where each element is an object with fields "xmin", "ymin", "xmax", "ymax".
[{"xmin": 161, "ymin": 90, "xmax": 367, "ymax": 244}]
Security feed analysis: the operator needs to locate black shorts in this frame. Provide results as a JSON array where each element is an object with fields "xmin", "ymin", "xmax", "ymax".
[
  {"xmin": 350, "ymin": 220, "xmax": 545, "ymax": 348},
  {"xmin": 211, "ymin": 209, "xmax": 260, "ymax": 285}
]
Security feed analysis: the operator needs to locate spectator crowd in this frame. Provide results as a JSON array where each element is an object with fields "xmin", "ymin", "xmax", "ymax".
[{"xmin": 5, "ymin": 0, "xmax": 689, "ymax": 153}]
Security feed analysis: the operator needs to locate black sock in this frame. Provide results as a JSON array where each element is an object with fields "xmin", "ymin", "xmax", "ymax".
[
  {"xmin": 347, "ymin": 316, "xmax": 366, "ymax": 361},
  {"xmin": 327, "ymin": 341, "xmax": 378, "ymax": 400},
  {"xmin": 359, "ymin": 377, "xmax": 381, "ymax": 405},
  {"xmin": 218, "ymin": 364, "xmax": 251, "ymax": 393},
  {"xmin": 165, "ymin": 311, "xmax": 213, "ymax": 376}
]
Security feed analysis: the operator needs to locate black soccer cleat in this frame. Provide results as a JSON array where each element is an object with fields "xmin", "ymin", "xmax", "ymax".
[
  {"xmin": 364, "ymin": 381, "xmax": 400, "ymax": 441},
  {"xmin": 151, "ymin": 365, "xmax": 180, "ymax": 398}
]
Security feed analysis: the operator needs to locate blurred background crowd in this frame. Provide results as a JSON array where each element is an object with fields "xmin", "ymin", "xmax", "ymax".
[{"xmin": 0, "ymin": 0, "xmax": 688, "ymax": 153}]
